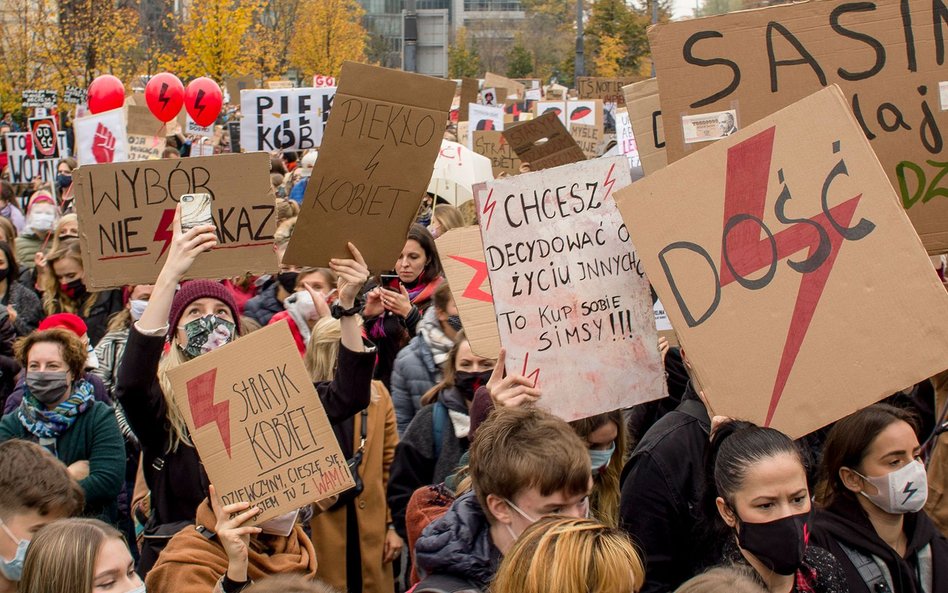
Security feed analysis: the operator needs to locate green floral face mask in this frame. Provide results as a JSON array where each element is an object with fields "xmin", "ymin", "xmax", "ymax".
[{"xmin": 179, "ymin": 315, "xmax": 236, "ymax": 359}]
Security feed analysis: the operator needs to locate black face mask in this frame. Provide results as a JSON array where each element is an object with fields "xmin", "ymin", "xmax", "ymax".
[
  {"xmin": 736, "ymin": 509, "xmax": 810, "ymax": 576},
  {"xmin": 0, "ymin": 267, "xmax": 9, "ymax": 282},
  {"xmin": 61, "ymin": 278, "xmax": 87, "ymax": 301},
  {"xmin": 277, "ymin": 271, "xmax": 299, "ymax": 293},
  {"xmin": 454, "ymin": 370, "xmax": 492, "ymax": 400},
  {"xmin": 446, "ymin": 315, "xmax": 463, "ymax": 332}
]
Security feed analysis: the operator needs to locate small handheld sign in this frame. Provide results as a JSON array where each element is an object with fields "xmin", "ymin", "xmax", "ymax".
[{"xmin": 28, "ymin": 117, "xmax": 61, "ymax": 160}]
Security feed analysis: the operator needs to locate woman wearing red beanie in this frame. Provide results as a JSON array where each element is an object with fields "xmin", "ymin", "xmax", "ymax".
[{"xmin": 114, "ymin": 205, "xmax": 377, "ymax": 577}]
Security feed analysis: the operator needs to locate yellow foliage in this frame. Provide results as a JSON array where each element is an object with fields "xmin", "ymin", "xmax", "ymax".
[
  {"xmin": 175, "ymin": 0, "xmax": 262, "ymax": 81},
  {"xmin": 288, "ymin": 0, "xmax": 368, "ymax": 78},
  {"xmin": 592, "ymin": 34, "xmax": 626, "ymax": 77}
]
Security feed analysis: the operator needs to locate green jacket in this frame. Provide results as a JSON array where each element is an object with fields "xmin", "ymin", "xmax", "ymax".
[{"xmin": 0, "ymin": 401, "xmax": 125, "ymax": 522}]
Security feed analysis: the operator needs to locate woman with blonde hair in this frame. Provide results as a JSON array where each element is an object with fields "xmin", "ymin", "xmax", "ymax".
[
  {"xmin": 19, "ymin": 518, "xmax": 143, "ymax": 593},
  {"xmin": 427, "ymin": 204, "xmax": 465, "ymax": 238},
  {"xmin": 42, "ymin": 239, "xmax": 123, "ymax": 346},
  {"xmin": 570, "ymin": 410, "xmax": 628, "ymax": 528},
  {"xmin": 674, "ymin": 567, "xmax": 768, "ymax": 593},
  {"xmin": 114, "ymin": 206, "xmax": 376, "ymax": 577},
  {"xmin": 305, "ymin": 316, "xmax": 401, "ymax": 593},
  {"xmin": 491, "ymin": 516, "xmax": 645, "ymax": 593}
]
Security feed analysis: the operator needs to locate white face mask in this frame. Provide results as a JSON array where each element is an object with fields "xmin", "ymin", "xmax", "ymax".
[
  {"xmin": 502, "ymin": 498, "xmax": 537, "ymax": 542},
  {"xmin": 853, "ymin": 459, "xmax": 928, "ymax": 514},
  {"xmin": 129, "ymin": 299, "xmax": 148, "ymax": 322},
  {"xmin": 125, "ymin": 584, "xmax": 146, "ymax": 593},
  {"xmin": 258, "ymin": 509, "xmax": 300, "ymax": 537},
  {"xmin": 29, "ymin": 211, "xmax": 56, "ymax": 232}
]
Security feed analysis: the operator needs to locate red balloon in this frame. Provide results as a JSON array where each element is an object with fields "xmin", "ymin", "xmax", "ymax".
[
  {"xmin": 184, "ymin": 78, "xmax": 223, "ymax": 128},
  {"xmin": 145, "ymin": 73, "xmax": 185, "ymax": 123},
  {"xmin": 87, "ymin": 75, "xmax": 125, "ymax": 114}
]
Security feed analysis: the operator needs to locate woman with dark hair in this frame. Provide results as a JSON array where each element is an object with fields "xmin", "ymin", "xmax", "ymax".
[
  {"xmin": 811, "ymin": 403, "xmax": 948, "ymax": 593},
  {"xmin": 363, "ymin": 224, "xmax": 444, "ymax": 387},
  {"xmin": 703, "ymin": 420, "xmax": 847, "ymax": 593},
  {"xmin": 0, "ymin": 240, "xmax": 42, "ymax": 336}
]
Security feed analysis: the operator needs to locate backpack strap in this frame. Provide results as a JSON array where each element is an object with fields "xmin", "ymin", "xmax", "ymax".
[
  {"xmin": 414, "ymin": 573, "xmax": 481, "ymax": 593},
  {"xmin": 432, "ymin": 401, "xmax": 449, "ymax": 460},
  {"xmin": 838, "ymin": 542, "xmax": 894, "ymax": 593}
]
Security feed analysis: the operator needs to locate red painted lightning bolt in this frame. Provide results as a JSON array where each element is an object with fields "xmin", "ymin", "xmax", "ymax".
[
  {"xmin": 720, "ymin": 128, "xmax": 863, "ymax": 426},
  {"xmin": 482, "ymin": 188, "xmax": 497, "ymax": 230},
  {"xmin": 521, "ymin": 352, "xmax": 541, "ymax": 388},
  {"xmin": 602, "ymin": 162, "xmax": 617, "ymax": 202},
  {"xmin": 186, "ymin": 369, "xmax": 233, "ymax": 457},
  {"xmin": 153, "ymin": 208, "xmax": 176, "ymax": 262},
  {"xmin": 448, "ymin": 255, "xmax": 492, "ymax": 303}
]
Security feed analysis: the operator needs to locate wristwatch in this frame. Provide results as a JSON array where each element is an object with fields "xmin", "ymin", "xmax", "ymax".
[{"xmin": 331, "ymin": 299, "xmax": 363, "ymax": 319}]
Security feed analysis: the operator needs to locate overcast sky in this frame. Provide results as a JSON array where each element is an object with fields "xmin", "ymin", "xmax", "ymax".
[{"xmin": 670, "ymin": 0, "xmax": 699, "ymax": 19}]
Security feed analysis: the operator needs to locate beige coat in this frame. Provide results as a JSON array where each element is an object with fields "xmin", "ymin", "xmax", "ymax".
[{"xmin": 310, "ymin": 382, "xmax": 399, "ymax": 593}]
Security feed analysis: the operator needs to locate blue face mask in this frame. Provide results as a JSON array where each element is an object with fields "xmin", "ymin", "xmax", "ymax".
[
  {"xmin": 0, "ymin": 518, "xmax": 29, "ymax": 581},
  {"xmin": 590, "ymin": 441, "xmax": 616, "ymax": 473}
]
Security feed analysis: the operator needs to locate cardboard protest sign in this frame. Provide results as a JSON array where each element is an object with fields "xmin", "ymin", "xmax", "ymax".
[
  {"xmin": 167, "ymin": 321, "xmax": 355, "ymax": 522},
  {"xmin": 546, "ymin": 85, "xmax": 567, "ymax": 100},
  {"xmin": 225, "ymin": 76, "xmax": 256, "ymax": 104},
  {"xmin": 502, "ymin": 112, "xmax": 585, "ymax": 171},
  {"xmin": 64, "ymin": 86, "xmax": 87, "ymax": 105},
  {"xmin": 73, "ymin": 152, "xmax": 278, "ymax": 289},
  {"xmin": 458, "ymin": 78, "xmax": 479, "ymax": 122},
  {"xmin": 613, "ymin": 86, "xmax": 948, "ymax": 438},
  {"xmin": 536, "ymin": 101, "xmax": 566, "ymax": 125},
  {"xmin": 126, "ymin": 105, "xmax": 166, "ymax": 161},
  {"xmin": 21, "ymin": 90, "xmax": 57, "ymax": 108},
  {"xmin": 615, "ymin": 109, "xmax": 641, "ymax": 170},
  {"xmin": 437, "ymin": 226, "xmax": 501, "ymax": 359},
  {"xmin": 265, "ymin": 80, "xmax": 294, "ymax": 90},
  {"xmin": 648, "ymin": 0, "xmax": 948, "ymax": 253},
  {"xmin": 74, "ymin": 108, "xmax": 129, "ymax": 165},
  {"xmin": 570, "ymin": 123, "xmax": 603, "ymax": 159},
  {"xmin": 4, "ymin": 132, "xmax": 68, "ymax": 184},
  {"xmin": 284, "ymin": 62, "xmax": 455, "ymax": 270},
  {"xmin": 467, "ymin": 104, "xmax": 505, "ymax": 149},
  {"xmin": 472, "ymin": 131, "xmax": 522, "ymax": 177},
  {"xmin": 239, "ymin": 87, "xmax": 336, "ymax": 152},
  {"xmin": 566, "ymin": 100, "xmax": 601, "ymax": 131},
  {"xmin": 479, "ymin": 157, "xmax": 666, "ymax": 421},
  {"xmin": 576, "ymin": 77, "xmax": 641, "ymax": 106},
  {"xmin": 623, "ymin": 78, "xmax": 666, "ymax": 175},
  {"xmin": 484, "ymin": 73, "xmax": 524, "ymax": 99}
]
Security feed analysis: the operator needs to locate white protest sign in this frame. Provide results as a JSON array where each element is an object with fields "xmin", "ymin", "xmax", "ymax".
[
  {"xmin": 615, "ymin": 109, "xmax": 640, "ymax": 169},
  {"xmin": 4, "ymin": 132, "xmax": 69, "ymax": 184},
  {"xmin": 467, "ymin": 103, "xmax": 505, "ymax": 149},
  {"xmin": 536, "ymin": 101, "xmax": 566, "ymax": 126},
  {"xmin": 185, "ymin": 114, "xmax": 215, "ymax": 138},
  {"xmin": 74, "ymin": 108, "xmax": 129, "ymax": 165},
  {"xmin": 480, "ymin": 157, "xmax": 667, "ymax": 421},
  {"xmin": 239, "ymin": 87, "xmax": 336, "ymax": 152}
]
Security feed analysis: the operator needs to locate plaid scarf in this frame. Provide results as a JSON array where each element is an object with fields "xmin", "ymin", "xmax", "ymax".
[{"xmin": 18, "ymin": 379, "xmax": 95, "ymax": 439}]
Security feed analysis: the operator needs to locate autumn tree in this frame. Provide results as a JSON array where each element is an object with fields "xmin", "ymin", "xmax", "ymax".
[
  {"xmin": 0, "ymin": 0, "xmax": 57, "ymax": 114},
  {"xmin": 248, "ymin": 0, "xmax": 303, "ymax": 80},
  {"xmin": 288, "ymin": 0, "xmax": 367, "ymax": 78},
  {"xmin": 513, "ymin": 0, "xmax": 573, "ymax": 83},
  {"xmin": 175, "ymin": 0, "xmax": 261, "ymax": 80},
  {"xmin": 506, "ymin": 41, "xmax": 533, "ymax": 78},
  {"xmin": 585, "ymin": 0, "xmax": 649, "ymax": 75},
  {"xmin": 448, "ymin": 27, "xmax": 481, "ymax": 78}
]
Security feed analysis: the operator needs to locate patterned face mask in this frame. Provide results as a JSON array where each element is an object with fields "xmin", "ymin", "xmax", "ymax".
[{"xmin": 179, "ymin": 315, "xmax": 236, "ymax": 359}]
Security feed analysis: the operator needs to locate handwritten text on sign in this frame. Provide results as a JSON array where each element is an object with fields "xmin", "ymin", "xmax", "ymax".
[
  {"xmin": 73, "ymin": 153, "xmax": 278, "ymax": 289},
  {"xmin": 480, "ymin": 157, "xmax": 666, "ymax": 421},
  {"xmin": 169, "ymin": 322, "xmax": 354, "ymax": 522},
  {"xmin": 239, "ymin": 87, "xmax": 335, "ymax": 151}
]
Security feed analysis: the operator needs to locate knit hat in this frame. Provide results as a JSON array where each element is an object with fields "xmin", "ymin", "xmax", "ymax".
[
  {"xmin": 168, "ymin": 280, "xmax": 241, "ymax": 337},
  {"xmin": 38, "ymin": 313, "xmax": 88, "ymax": 337}
]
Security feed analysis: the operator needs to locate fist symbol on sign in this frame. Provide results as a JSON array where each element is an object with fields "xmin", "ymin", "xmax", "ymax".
[{"xmin": 92, "ymin": 122, "xmax": 116, "ymax": 163}]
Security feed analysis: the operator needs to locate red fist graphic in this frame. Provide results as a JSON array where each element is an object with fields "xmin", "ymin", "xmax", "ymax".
[{"xmin": 92, "ymin": 122, "xmax": 116, "ymax": 163}]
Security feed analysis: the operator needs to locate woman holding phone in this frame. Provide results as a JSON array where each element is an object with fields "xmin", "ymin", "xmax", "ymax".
[{"xmin": 363, "ymin": 224, "xmax": 444, "ymax": 387}]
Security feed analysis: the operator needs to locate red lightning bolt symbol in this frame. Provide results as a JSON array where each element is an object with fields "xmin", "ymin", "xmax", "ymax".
[
  {"xmin": 448, "ymin": 255, "xmax": 492, "ymax": 303},
  {"xmin": 482, "ymin": 189, "xmax": 497, "ymax": 230},
  {"xmin": 603, "ymin": 162, "xmax": 617, "ymax": 202},
  {"xmin": 153, "ymin": 208, "xmax": 176, "ymax": 262},
  {"xmin": 720, "ymin": 127, "xmax": 863, "ymax": 426},
  {"xmin": 521, "ymin": 352, "xmax": 541, "ymax": 388},
  {"xmin": 186, "ymin": 369, "xmax": 232, "ymax": 457}
]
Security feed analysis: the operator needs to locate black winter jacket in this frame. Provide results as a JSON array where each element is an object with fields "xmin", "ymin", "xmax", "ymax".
[
  {"xmin": 811, "ymin": 495, "xmax": 948, "ymax": 593},
  {"xmin": 243, "ymin": 282, "xmax": 283, "ymax": 326},
  {"xmin": 619, "ymin": 391, "xmax": 712, "ymax": 593}
]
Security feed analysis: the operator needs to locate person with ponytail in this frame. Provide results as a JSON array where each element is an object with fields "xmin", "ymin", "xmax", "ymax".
[
  {"xmin": 362, "ymin": 224, "xmax": 444, "ymax": 387},
  {"xmin": 811, "ymin": 403, "xmax": 948, "ymax": 593},
  {"xmin": 703, "ymin": 420, "xmax": 847, "ymax": 593},
  {"xmin": 114, "ymin": 206, "xmax": 376, "ymax": 576}
]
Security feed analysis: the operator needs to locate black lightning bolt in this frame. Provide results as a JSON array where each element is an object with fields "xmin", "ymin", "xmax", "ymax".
[
  {"xmin": 194, "ymin": 89, "xmax": 207, "ymax": 119},
  {"xmin": 363, "ymin": 145, "xmax": 384, "ymax": 179},
  {"xmin": 158, "ymin": 82, "xmax": 171, "ymax": 111},
  {"xmin": 902, "ymin": 481, "xmax": 918, "ymax": 505}
]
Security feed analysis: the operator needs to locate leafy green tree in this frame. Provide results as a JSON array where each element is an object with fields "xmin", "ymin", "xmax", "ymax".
[
  {"xmin": 506, "ymin": 42, "xmax": 533, "ymax": 78},
  {"xmin": 448, "ymin": 28, "xmax": 481, "ymax": 78}
]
